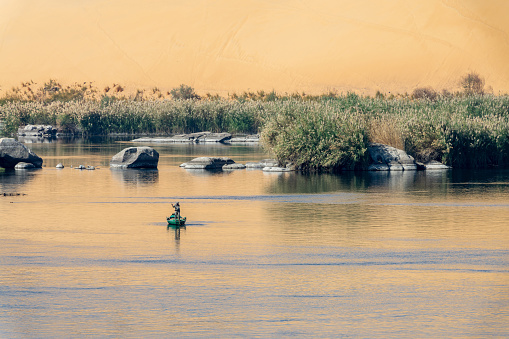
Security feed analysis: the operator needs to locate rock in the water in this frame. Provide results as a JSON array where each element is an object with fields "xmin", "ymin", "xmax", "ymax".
[
  {"xmin": 17, "ymin": 124, "xmax": 57, "ymax": 137},
  {"xmin": 56, "ymin": 163, "xmax": 64, "ymax": 169},
  {"xmin": 223, "ymin": 163, "xmax": 246, "ymax": 170},
  {"xmin": 262, "ymin": 166, "xmax": 294, "ymax": 172},
  {"xmin": 198, "ymin": 132, "xmax": 232, "ymax": 143},
  {"xmin": 424, "ymin": 160, "xmax": 452, "ymax": 170},
  {"xmin": 110, "ymin": 147, "xmax": 159, "ymax": 169},
  {"xmin": 133, "ymin": 132, "xmax": 232, "ymax": 144},
  {"xmin": 15, "ymin": 162, "xmax": 36, "ymax": 170},
  {"xmin": 246, "ymin": 159, "xmax": 279, "ymax": 169},
  {"xmin": 367, "ymin": 143, "xmax": 417, "ymax": 171},
  {"xmin": 260, "ymin": 159, "xmax": 279, "ymax": 167},
  {"xmin": 245, "ymin": 162, "xmax": 265, "ymax": 169},
  {"xmin": 0, "ymin": 138, "xmax": 43, "ymax": 169},
  {"xmin": 183, "ymin": 157, "xmax": 234, "ymax": 169},
  {"xmin": 367, "ymin": 163, "xmax": 390, "ymax": 171},
  {"xmin": 227, "ymin": 134, "xmax": 260, "ymax": 143}
]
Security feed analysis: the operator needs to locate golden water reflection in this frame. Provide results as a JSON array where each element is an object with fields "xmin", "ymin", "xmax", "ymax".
[{"xmin": 1, "ymin": 142, "xmax": 508, "ymax": 337}]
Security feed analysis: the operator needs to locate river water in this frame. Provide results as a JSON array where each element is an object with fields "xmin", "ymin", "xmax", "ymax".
[{"xmin": 1, "ymin": 139, "xmax": 508, "ymax": 338}]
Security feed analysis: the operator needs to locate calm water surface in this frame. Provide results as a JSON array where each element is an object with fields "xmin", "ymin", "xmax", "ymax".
[{"xmin": 1, "ymin": 139, "xmax": 508, "ymax": 338}]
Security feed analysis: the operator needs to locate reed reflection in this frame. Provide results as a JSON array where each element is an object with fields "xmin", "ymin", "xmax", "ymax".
[
  {"xmin": 111, "ymin": 168, "xmax": 159, "ymax": 186},
  {"xmin": 266, "ymin": 171, "xmax": 454, "ymax": 194}
]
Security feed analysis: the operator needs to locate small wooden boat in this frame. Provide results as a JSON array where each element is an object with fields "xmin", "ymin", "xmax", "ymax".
[{"xmin": 167, "ymin": 213, "xmax": 186, "ymax": 226}]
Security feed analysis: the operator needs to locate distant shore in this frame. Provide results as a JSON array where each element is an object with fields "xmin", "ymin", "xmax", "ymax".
[{"xmin": 1, "ymin": 82, "xmax": 509, "ymax": 171}]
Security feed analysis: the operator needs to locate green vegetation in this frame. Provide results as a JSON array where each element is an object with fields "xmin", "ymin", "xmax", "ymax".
[
  {"xmin": 460, "ymin": 72, "xmax": 486, "ymax": 96},
  {"xmin": 1, "ymin": 75, "xmax": 509, "ymax": 170},
  {"xmin": 260, "ymin": 101, "xmax": 370, "ymax": 171},
  {"xmin": 169, "ymin": 84, "xmax": 201, "ymax": 100},
  {"xmin": 0, "ymin": 99, "xmax": 264, "ymax": 136},
  {"xmin": 261, "ymin": 95, "xmax": 509, "ymax": 171}
]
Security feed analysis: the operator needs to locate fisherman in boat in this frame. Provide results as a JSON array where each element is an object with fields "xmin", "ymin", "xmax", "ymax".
[{"xmin": 171, "ymin": 202, "xmax": 181, "ymax": 220}]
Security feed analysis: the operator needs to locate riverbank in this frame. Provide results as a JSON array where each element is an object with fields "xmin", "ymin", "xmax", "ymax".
[{"xmin": 1, "ymin": 94, "xmax": 509, "ymax": 170}]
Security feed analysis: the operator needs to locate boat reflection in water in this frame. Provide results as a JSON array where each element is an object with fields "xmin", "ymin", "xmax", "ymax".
[{"xmin": 167, "ymin": 224, "xmax": 186, "ymax": 240}]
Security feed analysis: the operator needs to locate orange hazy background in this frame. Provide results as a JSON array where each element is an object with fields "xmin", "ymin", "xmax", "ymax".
[{"xmin": 1, "ymin": 0, "xmax": 508, "ymax": 96}]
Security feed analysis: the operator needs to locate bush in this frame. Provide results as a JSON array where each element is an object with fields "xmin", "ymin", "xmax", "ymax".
[
  {"xmin": 411, "ymin": 87, "xmax": 438, "ymax": 101},
  {"xmin": 460, "ymin": 72, "xmax": 485, "ymax": 96},
  {"xmin": 170, "ymin": 84, "xmax": 200, "ymax": 100},
  {"xmin": 261, "ymin": 100, "xmax": 370, "ymax": 171}
]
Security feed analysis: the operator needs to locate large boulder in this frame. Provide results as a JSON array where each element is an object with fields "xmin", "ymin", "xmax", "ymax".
[
  {"xmin": 110, "ymin": 147, "xmax": 159, "ymax": 169},
  {"xmin": 367, "ymin": 143, "xmax": 417, "ymax": 171},
  {"xmin": 0, "ymin": 138, "xmax": 43, "ymax": 169},
  {"xmin": 182, "ymin": 157, "xmax": 234, "ymax": 169}
]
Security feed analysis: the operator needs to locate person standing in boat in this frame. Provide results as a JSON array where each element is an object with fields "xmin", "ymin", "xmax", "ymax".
[{"xmin": 172, "ymin": 202, "xmax": 181, "ymax": 220}]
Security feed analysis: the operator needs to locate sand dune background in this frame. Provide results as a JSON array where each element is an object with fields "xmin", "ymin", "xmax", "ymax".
[{"xmin": 1, "ymin": 0, "xmax": 508, "ymax": 96}]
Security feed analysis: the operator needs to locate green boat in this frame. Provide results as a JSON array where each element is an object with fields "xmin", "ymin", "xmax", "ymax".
[{"xmin": 167, "ymin": 213, "xmax": 186, "ymax": 226}]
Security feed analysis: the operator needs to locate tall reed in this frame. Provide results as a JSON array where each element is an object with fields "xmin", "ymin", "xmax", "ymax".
[{"xmin": 1, "ymin": 94, "xmax": 509, "ymax": 169}]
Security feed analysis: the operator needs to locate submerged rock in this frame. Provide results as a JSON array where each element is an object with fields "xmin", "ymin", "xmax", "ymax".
[
  {"xmin": 14, "ymin": 162, "xmax": 36, "ymax": 170},
  {"xmin": 110, "ymin": 147, "xmax": 159, "ymax": 169},
  {"xmin": 262, "ymin": 166, "xmax": 294, "ymax": 172},
  {"xmin": 0, "ymin": 138, "xmax": 43, "ymax": 169},
  {"xmin": 423, "ymin": 160, "xmax": 452, "ymax": 170}
]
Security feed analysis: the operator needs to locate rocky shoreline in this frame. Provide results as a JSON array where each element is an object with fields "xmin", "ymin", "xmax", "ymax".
[
  {"xmin": 15, "ymin": 126, "xmax": 261, "ymax": 145},
  {"xmin": 132, "ymin": 132, "xmax": 260, "ymax": 144},
  {"xmin": 1, "ymin": 135, "xmax": 451, "ymax": 173},
  {"xmin": 178, "ymin": 144, "xmax": 450, "ymax": 172},
  {"xmin": 4, "ymin": 127, "xmax": 451, "ymax": 172}
]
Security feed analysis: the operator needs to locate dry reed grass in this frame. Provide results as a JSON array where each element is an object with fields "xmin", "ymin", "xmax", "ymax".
[{"xmin": 368, "ymin": 117, "xmax": 404, "ymax": 150}]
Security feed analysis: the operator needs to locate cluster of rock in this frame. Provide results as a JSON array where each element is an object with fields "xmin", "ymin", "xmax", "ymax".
[
  {"xmin": 132, "ymin": 133, "xmax": 260, "ymax": 144},
  {"xmin": 17, "ymin": 125, "xmax": 57, "ymax": 137},
  {"xmin": 178, "ymin": 144, "xmax": 451, "ymax": 173},
  {"xmin": 0, "ymin": 135, "xmax": 452, "ymax": 174},
  {"xmin": 179, "ymin": 157, "xmax": 294, "ymax": 172},
  {"xmin": 367, "ymin": 143, "xmax": 451, "ymax": 171}
]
